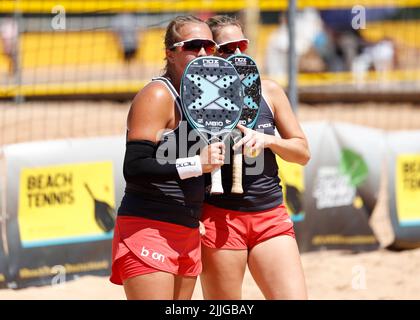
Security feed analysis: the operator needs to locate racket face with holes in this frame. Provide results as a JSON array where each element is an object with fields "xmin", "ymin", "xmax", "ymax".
[
  {"xmin": 227, "ymin": 54, "xmax": 261, "ymax": 129},
  {"xmin": 180, "ymin": 56, "xmax": 244, "ymax": 142}
]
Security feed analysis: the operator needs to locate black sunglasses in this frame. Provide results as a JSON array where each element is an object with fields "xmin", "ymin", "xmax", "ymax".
[
  {"xmin": 217, "ymin": 39, "xmax": 249, "ymax": 54},
  {"xmin": 170, "ymin": 38, "xmax": 217, "ymax": 54}
]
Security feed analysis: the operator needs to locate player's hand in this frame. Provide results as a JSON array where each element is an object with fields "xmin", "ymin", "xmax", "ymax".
[
  {"xmin": 200, "ymin": 142, "xmax": 225, "ymax": 173},
  {"xmin": 233, "ymin": 124, "xmax": 266, "ymax": 158}
]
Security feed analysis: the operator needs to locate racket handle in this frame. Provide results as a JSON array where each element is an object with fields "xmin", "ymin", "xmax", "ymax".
[
  {"xmin": 210, "ymin": 167, "xmax": 224, "ymax": 194},
  {"xmin": 231, "ymin": 151, "xmax": 243, "ymax": 194}
]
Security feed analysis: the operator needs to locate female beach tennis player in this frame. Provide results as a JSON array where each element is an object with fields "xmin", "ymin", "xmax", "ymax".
[
  {"xmin": 110, "ymin": 15, "xmax": 225, "ymax": 300},
  {"xmin": 200, "ymin": 15, "xmax": 310, "ymax": 300}
]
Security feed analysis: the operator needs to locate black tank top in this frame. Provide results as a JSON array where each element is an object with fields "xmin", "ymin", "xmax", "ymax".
[
  {"xmin": 205, "ymin": 96, "xmax": 283, "ymax": 211},
  {"xmin": 118, "ymin": 77, "xmax": 205, "ymax": 228}
]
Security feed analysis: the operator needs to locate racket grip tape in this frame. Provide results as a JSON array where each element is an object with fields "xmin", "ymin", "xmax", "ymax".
[
  {"xmin": 231, "ymin": 151, "xmax": 244, "ymax": 194},
  {"xmin": 210, "ymin": 167, "xmax": 224, "ymax": 194}
]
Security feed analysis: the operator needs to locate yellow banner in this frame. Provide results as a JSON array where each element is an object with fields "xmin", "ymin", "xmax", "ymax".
[
  {"xmin": 0, "ymin": 0, "xmax": 419, "ymax": 13},
  {"xmin": 396, "ymin": 154, "xmax": 420, "ymax": 226},
  {"xmin": 18, "ymin": 161, "xmax": 115, "ymax": 247},
  {"xmin": 277, "ymin": 156, "xmax": 305, "ymax": 221}
]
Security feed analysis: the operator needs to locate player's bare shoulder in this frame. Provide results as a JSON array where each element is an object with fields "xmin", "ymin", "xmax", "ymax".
[
  {"xmin": 127, "ymin": 80, "xmax": 175, "ymax": 135},
  {"xmin": 261, "ymin": 78, "xmax": 289, "ymax": 113},
  {"xmin": 131, "ymin": 81, "xmax": 173, "ymax": 110},
  {"xmin": 261, "ymin": 78, "xmax": 285, "ymax": 96}
]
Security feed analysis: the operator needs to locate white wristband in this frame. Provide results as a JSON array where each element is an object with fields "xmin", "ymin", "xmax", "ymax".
[{"xmin": 176, "ymin": 155, "xmax": 203, "ymax": 180}]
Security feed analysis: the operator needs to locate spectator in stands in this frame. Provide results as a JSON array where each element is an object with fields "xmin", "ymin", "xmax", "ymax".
[
  {"xmin": 0, "ymin": 17, "xmax": 18, "ymax": 77},
  {"xmin": 264, "ymin": 8, "xmax": 328, "ymax": 77},
  {"xmin": 370, "ymin": 38, "xmax": 395, "ymax": 75},
  {"xmin": 320, "ymin": 7, "xmax": 397, "ymax": 73},
  {"xmin": 351, "ymin": 37, "xmax": 395, "ymax": 86},
  {"xmin": 333, "ymin": 28, "xmax": 369, "ymax": 72},
  {"xmin": 111, "ymin": 13, "xmax": 140, "ymax": 72}
]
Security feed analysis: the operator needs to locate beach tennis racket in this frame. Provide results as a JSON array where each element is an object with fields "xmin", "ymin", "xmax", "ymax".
[
  {"xmin": 180, "ymin": 56, "xmax": 244, "ymax": 194},
  {"xmin": 227, "ymin": 54, "xmax": 261, "ymax": 194}
]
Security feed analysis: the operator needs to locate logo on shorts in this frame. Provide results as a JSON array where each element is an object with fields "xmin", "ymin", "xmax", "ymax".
[{"xmin": 140, "ymin": 246, "xmax": 166, "ymax": 263}]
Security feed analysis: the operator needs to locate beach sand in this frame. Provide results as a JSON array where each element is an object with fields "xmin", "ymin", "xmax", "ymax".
[{"xmin": 1, "ymin": 101, "xmax": 419, "ymax": 300}]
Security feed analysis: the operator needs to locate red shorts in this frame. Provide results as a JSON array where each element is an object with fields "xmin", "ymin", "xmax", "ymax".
[
  {"xmin": 201, "ymin": 203, "xmax": 295, "ymax": 250},
  {"xmin": 110, "ymin": 216, "xmax": 201, "ymax": 285}
]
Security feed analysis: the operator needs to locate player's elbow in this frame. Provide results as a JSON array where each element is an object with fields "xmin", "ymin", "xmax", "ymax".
[
  {"xmin": 298, "ymin": 148, "xmax": 311, "ymax": 166},
  {"xmin": 123, "ymin": 159, "xmax": 139, "ymax": 183}
]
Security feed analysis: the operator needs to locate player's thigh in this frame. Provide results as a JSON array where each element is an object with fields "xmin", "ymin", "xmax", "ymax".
[
  {"xmin": 123, "ymin": 271, "xmax": 175, "ymax": 300},
  {"xmin": 248, "ymin": 235, "xmax": 307, "ymax": 300},
  {"xmin": 200, "ymin": 246, "xmax": 248, "ymax": 299},
  {"xmin": 173, "ymin": 275, "xmax": 198, "ymax": 300}
]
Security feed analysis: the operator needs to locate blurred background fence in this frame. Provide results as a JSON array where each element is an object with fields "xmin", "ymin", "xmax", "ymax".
[
  {"xmin": 1, "ymin": 1, "xmax": 420, "ymax": 97},
  {"xmin": 1, "ymin": 1, "xmax": 420, "ymax": 146}
]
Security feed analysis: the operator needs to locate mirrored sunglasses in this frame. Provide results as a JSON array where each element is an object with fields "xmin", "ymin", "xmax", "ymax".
[
  {"xmin": 170, "ymin": 38, "xmax": 217, "ymax": 54},
  {"xmin": 217, "ymin": 39, "xmax": 249, "ymax": 54}
]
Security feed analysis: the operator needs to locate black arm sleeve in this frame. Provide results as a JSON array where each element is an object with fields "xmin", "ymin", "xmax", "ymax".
[{"xmin": 123, "ymin": 140, "xmax": 179, "ymax": 183}]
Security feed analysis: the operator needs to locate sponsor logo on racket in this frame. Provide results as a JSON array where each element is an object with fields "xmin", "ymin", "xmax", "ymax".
[
  {"xmin": 234, "ymin": 57, "xmax": 247, "ymax": 65},
  {"xmin": 205, "ymin": 121, "xmax": 224, "ymax": 126},
  {"xmin": 203, "ymin": 59, "xmax": 220, "ymax": 67}
]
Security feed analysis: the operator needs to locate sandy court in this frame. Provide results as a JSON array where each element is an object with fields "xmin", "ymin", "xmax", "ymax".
[
  {"xmin": 0, "ymin": 247, "xmax": 419, "ymax": 300},
  {"xmin": 0, "ymin": 100, "xmax": 420, "ymax": 299}
]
